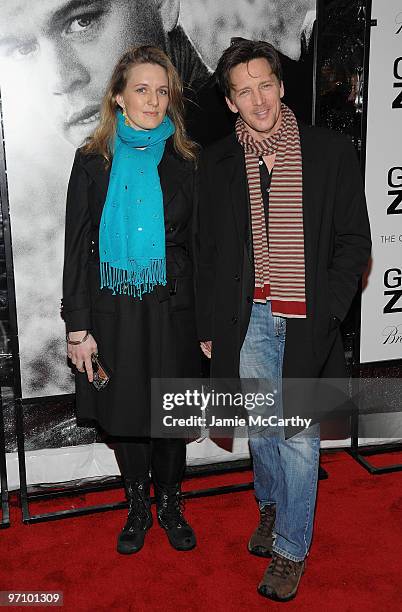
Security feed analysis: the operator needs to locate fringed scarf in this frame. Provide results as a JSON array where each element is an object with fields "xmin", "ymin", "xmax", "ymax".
[{"xmin": 99, "ymin": 111, "xmax": 175, "ymax": 298}]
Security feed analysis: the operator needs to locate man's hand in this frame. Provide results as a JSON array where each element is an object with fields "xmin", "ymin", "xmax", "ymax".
[
  {"xmin": 67, "ymin": 331, "xmax": 98, "ymax": 383},
  {"xmin": 200, "ymin": 340, "xmax": 212, "ymax": 359}
]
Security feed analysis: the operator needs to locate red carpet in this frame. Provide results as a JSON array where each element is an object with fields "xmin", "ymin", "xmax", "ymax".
[{"xmin": 1, "ymin": 451, "xmax": 402, "ymax": 611}]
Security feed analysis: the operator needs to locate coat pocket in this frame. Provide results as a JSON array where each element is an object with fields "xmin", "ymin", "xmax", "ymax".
[{"xmin": 168, "ymin": 276, "xmax": 195, "ymax": 312}]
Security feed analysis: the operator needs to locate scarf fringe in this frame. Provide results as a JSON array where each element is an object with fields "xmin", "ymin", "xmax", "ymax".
[{"xmin": 100, "ymin": 259, "xmax": 166, "ymax": 300}]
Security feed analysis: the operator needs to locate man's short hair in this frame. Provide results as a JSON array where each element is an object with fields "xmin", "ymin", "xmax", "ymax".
[{"xmin": 215, "ymin": 37, "xmax": 283, "ymax": 99}]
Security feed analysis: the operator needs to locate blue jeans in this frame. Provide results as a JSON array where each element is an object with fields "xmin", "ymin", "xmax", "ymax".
[{"xmin": 239, "ymin": 301, "xmax": 320, "ymax": 562}]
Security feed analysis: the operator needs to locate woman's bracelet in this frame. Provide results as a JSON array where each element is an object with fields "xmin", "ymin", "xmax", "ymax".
[{"xmin": 66, "ymin": 331, "xmax": 89, "ymax": 345}]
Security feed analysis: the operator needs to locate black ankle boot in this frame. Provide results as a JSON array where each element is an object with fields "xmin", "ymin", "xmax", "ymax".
[
  {"xmin": 117, "ymin": 478, "xmax": 153, "ymax": 554},
  {"xmin": 155, "ymin": 482, "xmax": 196, "ymax": 551}
]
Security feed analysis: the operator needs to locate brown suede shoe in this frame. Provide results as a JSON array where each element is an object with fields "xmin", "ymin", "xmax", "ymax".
[
  {"xmin": 247, "ymin": 504, "xmax": 276, "ymax": 558},
  {"xmin": 257, "ymin": 552, "xmax": 305, "ymax": 602}
]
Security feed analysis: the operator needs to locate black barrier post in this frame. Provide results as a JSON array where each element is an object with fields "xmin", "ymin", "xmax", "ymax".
[
  {"xmin": 312, "ymin": 0, "xmax": 328, "ymax": 483},
  {"xmin": 16, "ymin": 452, "xmax": 329, "ymax": 525},
  {"xmin": 347, "ymin": 362, "xmax": 402, "ymax": 475},
  {"xmin": 19, "ymin": 454, "xmax": 254, "ymax": 525},
  {"xmin": 0, "ymin": 392, "xmax": 10, "ymax": 527},
  {"xmin": 11, "ymin": 389, "xmax": 255, "ymax": 523},
  {"xmin": 13, "ymin": 390, "xmax": 256, "ymax": 524},
  {"xmin": 13, "ymin": 382, "xmax": 329, "ymax": 523},
  {"xmin": 348, "ymin": 440, "xmax": 402, "ymax": 475},
  {"xmin": 13, "ymin": 389, "xmax": 329, "ymax": 523},
  {"xmin": 0, "ymin": 91, "xmax": 12, "ymax": 528}
]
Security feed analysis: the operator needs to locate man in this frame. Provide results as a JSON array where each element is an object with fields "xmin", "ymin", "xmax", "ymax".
[
  {"xmin": 196, "ymin": 39, "xmax": 371, "ymax": 602},
  {"xmin": 0, "ymin": 0, "xmax": 208, "ymax": 147}
]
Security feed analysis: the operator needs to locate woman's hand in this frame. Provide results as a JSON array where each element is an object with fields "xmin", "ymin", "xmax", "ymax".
[
  {"xmin": 67, "ymin": 331, "xmax": 98, "ymax": 383},
  {"xmin": 200, "ymin": 340, "xmax": 212, "ymax": 359}
]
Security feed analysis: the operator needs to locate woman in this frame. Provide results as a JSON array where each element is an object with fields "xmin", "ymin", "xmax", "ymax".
[{"xmin": 62, "ymin": 46, "xmax": 201, "ymax": 554}]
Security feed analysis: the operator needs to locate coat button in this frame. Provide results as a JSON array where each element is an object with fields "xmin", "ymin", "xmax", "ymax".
[
  {"xmin": 169, "ymin": 225, "xmax": 176, "ymax": 232},
  {"xmin": 231, "ymin": 316, "xmax": 238, "ymax": 324},
  {"xmin": 234, "ymin": 274, "xmax": 240, "ymax": 281}
]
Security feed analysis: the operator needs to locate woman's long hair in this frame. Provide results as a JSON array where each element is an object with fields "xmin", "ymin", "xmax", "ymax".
[{"xmin": 82, "ymin": 46, "xmax": 198, "ymax": 163}]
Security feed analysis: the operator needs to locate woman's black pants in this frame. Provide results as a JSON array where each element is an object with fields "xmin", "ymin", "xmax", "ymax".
[{"xmin": 114, "ymin": 437, "xmax": 186, "ymax": 485}]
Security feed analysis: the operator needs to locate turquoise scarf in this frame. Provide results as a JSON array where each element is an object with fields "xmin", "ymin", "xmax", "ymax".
[{"xmin": 99, "ymin": 111, "xmax": 175, "ymax": 298}]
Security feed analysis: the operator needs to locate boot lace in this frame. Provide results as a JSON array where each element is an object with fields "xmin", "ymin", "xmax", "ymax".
[
  {"xmin": 268, "ymin": 554, "xmax": 299, "ymax": 579},
  {"xmin": 159, "ymin": 490, "xmax": 187, "ymax": 529},
  {"xmin": 257, "ymin": 505, "xmax": 275, "ymax": 538},
  {"xmin": 126, "ymin": 482, "xmax": 149, "ymax": 532}
]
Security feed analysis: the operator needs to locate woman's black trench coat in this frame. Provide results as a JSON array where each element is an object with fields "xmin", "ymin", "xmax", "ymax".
[{"xmin": 62, "ymin": 139, "xmax": 201, "ymax": 436}]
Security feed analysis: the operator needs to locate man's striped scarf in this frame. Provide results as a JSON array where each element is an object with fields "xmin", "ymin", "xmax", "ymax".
[{"xmin": 235, "ymin": 103, "xmax": 306, "ymax": 317}]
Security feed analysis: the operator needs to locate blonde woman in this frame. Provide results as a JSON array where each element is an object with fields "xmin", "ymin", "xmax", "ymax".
[{"xmin": 63, "ymin": 46, "xmax": 200, "ymax": 554}]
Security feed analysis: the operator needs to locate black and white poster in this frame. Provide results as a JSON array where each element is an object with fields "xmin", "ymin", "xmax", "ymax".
[{"xmin": 0, "ymin": 0, "xmax": 316, "ymax": 400}]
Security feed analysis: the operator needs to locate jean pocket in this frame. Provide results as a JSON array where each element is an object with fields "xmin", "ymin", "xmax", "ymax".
[{"xmin": 274, "ymin": 315, "xmax": 286, "ymax": 338}]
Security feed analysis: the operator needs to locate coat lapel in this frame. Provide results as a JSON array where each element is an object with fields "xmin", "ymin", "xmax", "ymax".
[
  {"xmin": 80, "ymin": 153, "xmax": 111, "ymax": 201},
  {"xmin": 158, "ymin": 142, "xmax": 193, "ymax": 207}
]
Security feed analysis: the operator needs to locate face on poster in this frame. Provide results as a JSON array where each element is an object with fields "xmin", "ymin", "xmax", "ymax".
[{"xmin": 0, "ymin": 0, "xmax": 316, "ymax": 399}]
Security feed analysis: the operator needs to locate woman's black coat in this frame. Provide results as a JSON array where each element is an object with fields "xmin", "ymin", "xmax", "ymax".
[{"xmin": 63, "ymin": 139, "xmax": 200, "ymax": 436}]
